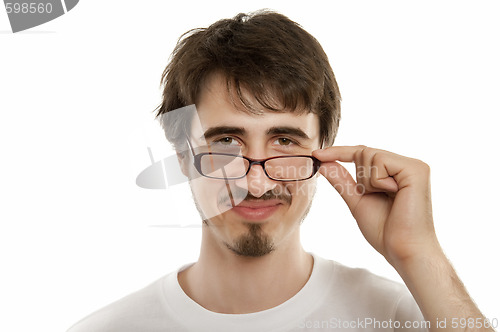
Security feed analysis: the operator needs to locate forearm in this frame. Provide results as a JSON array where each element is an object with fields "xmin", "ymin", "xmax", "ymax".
[{"xmin": 394, "ymin": 246, "xmax": 493, "ymax": 332}]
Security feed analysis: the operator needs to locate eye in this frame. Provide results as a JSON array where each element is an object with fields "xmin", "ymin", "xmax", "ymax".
[
  {"xmin": 211, "ymin": 137, "xmax": 240, "ymax": 146},
  {"xmin": 274, "ymin": 137, "xmax": 296, "ymax": 146}
]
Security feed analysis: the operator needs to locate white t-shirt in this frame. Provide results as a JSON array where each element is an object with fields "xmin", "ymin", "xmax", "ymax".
[{"xmin": 68, "ymin": 253, "xmax": 428, "ymax": 331}]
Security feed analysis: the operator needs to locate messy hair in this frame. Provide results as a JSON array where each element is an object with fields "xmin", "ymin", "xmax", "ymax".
[{"xmin": 155, "ymin": 10, "xmax": 341, "ymax": 151}]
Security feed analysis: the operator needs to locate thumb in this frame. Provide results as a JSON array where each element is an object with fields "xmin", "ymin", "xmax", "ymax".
[{"xmin": 319, "ymin": 161, "xmax": 362, "ymax": 212}]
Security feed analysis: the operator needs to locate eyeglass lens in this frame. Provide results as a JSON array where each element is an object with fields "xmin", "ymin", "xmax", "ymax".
[{"xmin": 199, "ymin": 155, "xmax": 315, "ymax": 180}]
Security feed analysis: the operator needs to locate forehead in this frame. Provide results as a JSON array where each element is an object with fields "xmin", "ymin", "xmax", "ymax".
[{"xmin": 191, "ymin": 73, "xmax": 320, "ymax": 140}]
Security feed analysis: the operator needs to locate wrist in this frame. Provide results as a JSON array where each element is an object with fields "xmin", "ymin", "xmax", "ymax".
[{"xmin": 389, "ymin": 238, "xmax": 446, "ymax": 277}]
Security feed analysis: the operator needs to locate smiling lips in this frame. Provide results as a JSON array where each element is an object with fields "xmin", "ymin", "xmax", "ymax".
[{"xmin": 230, "ymin": 199, "xmax": 283, "ymax": 221}]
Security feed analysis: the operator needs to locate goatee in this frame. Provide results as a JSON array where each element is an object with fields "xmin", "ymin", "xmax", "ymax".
[{"xmin": 225, "ymin": 223, "xmax": 275, "ymax": 257}]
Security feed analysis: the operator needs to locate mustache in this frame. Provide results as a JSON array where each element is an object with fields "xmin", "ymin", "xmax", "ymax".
[{"xmin": 218, "ymin": 186, "xmax": 292, "ymax": 206}]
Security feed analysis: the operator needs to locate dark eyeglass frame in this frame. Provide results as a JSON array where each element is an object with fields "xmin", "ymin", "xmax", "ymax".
[
  {"xmin": 193, "ymin": 152, "xmax": 321, "ymax": 181},
  {"xmin": 186, "ymin": 140, "xmax": 321, "ymax": 182}
]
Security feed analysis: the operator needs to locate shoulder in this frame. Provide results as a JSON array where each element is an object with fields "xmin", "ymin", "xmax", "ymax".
[
  {"xmin": 315, "ymin": 255, "xmax": 408, "ymax": 298},
  {"xmin": 67, "ymin": 276, "xmax": 169, "ymax": 332},
  {"xmin": 333, "ymin": 260, "xmax": 408, "ymax": 296},
  {"xmin": 319, "ymin": 256, "xmax": 422, "ymax": 318}
]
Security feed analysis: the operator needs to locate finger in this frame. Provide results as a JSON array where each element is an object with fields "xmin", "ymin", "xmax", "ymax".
[
  {"xmin": 315, "ymin": 146, "xmax": 425, "ymax": 192},
  {"xmin": 357, "ymin": 149, "xmax": 398, "ymax": 193},
  {"xmin": 371, "ymin": 154, "xmax": 399, "ymax": 192},
  {"xmin": 356, "ymin": 147, "xmax": 370, "ymax": 192},
  {"xmin": 374, "ymin": 177, "xmax": 399, "ymax": 192},
  {"xmin": 319, "ymin": 161, "xmax": 362, "ymax": 211},
  {"xmin": 313, "ymin": 145, "xmax": 368, "ymax": 163}
]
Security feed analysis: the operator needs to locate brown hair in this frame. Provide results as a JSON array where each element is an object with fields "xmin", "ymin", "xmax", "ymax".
[{"xmin": 155, "ymin": 10, "xmax": 341, "ymax": 151}]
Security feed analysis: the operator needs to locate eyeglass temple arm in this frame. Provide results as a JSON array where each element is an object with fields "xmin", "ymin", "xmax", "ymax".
[{"xmin": 186, "ymin": 138, "xmax": 195, "ymax": 157}]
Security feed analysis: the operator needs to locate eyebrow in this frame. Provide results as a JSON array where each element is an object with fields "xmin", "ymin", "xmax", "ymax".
[
  {"xmin": 266, "ymin": 126, "xmax": 310, "ymax": 140},
  {"xmin": 200, "ymin": 126, "xmax": 246, "ymax": 141},
  {"xmin": 199, "ymin": 125, "xmax": 311, "ymax": 141}
]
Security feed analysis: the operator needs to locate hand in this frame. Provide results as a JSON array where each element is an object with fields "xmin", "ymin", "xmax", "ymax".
[{"xmin": 312, "ymin": 146, "xmax": 441, "ymax": 267}]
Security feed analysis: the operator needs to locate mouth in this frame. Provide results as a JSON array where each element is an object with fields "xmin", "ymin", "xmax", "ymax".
[{"xmin": 229, "ymin": 200, "xmax": 283, "ymax": 221}]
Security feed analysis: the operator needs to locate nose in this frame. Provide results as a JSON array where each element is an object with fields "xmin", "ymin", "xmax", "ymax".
[{"xmin": 234, "ymin": 162, "xmax": 278, "ymax": 198}]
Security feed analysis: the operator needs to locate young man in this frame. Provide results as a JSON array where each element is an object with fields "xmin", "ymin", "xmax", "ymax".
[{"xmin": 69, "ymin": 11, "xmax": 492, "ymax": 331}]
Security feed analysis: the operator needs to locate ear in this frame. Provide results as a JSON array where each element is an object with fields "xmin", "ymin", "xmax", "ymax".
[{"xmin": 176, "ymin": 151, "xmax": 190, "ymax": 177}]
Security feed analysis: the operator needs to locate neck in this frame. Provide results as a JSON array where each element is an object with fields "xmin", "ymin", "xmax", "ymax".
[{"xmin": 177, "ymin": 225, "xmax": 313, "ymax": 314}]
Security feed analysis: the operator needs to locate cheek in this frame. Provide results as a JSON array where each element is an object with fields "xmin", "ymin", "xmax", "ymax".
[
  {"xmin": 189, "ymin": 177, "xmax": 248, "ymax": 220},
  {"xmin": 286, "ymin": 179, "xmax": 317, "ymax": 209},
  {"xmin": 190, "ymin": 178, "xmax": 222, "ymax": 217},
  {"xmin": 287, "ymin": 179, "xmax": 316, "ymax": 218}
]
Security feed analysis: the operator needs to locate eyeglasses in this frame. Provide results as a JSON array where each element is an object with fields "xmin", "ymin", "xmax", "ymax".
[{"xmin": 192, "ymin": 152, "xmax": 321, "ymax": 181}]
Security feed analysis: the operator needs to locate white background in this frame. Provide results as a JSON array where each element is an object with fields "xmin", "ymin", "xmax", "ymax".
[{"xmin": 1, "ymin": 1, "xmax": 499, "ymax": 331}]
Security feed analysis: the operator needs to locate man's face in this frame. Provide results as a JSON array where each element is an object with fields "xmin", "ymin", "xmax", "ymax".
[{"xmin": 184, "ymin": 74, "xmax": 321, "ymax": 257}]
